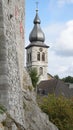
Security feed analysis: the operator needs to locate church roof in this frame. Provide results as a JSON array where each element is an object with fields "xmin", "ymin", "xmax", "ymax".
[
  {"xmin": 26, "ymin": 9, "xmax": 49, "ymax": 49},
  {"xmin": 37, "ymin": 79, "xmax": 73, "ymax": 98},
  {"xmin": 25, "ymin": 41, "xmax": 49, "ymax": 49},
  {"xmin": 29, "ymin": 9, "xmax": 45, "ymax": 43}
]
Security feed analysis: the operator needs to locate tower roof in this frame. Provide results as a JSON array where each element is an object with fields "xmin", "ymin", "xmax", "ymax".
[
  {"xmin": 29, "ymin": 9, "xmax": 45, "ymax": 43},
  {"xmin": 26, "ymin": 8, "xmax": 49, "ymax": 49}
]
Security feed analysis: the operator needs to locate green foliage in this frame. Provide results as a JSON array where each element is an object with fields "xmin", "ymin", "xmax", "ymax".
[
  {"xmin": 28, "ymin": 86, "xmax": 33, "ymax": 91},
  {"xmin": 38, "ymin": 95, "xmax": 73, "ymax": 130},
  {"xmin": 0, "ymin": 105, "xmax": 7, "ymax": 114},
  {"xmin": 54, "ymin": 75, "xmax": 59, "ymax": 79},
  {"xmin": 23, "ymin": 101, "xmax": 26, "ymax": 109},
  {"xmin": 62, "ymin": 76, "xmax": 73, "ymax": 83},
  {"xmin": 29, "ymin": 68, "xmax": 39, "ymax": 88}
]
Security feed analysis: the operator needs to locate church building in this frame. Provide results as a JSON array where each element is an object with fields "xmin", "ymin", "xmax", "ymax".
[{"xmin": 26, "ymin": 8, "xmax": 49, "ymax": 81}]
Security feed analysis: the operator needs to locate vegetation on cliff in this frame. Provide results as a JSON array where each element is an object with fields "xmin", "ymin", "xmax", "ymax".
[
  {"xmin": 0, "ymin": 105, "xmax": 25, "ymax": 130},
  {"xmin": 29, "ymin": 68, "xmax": 39, "ymax": 88},
  {"xmin": 37, "ymin": 94, "xmax": 73, "ymax": 130}
]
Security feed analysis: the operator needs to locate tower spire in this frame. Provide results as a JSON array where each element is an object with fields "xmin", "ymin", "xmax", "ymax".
[
  {"xmin": 36, "ymin": 1, "xmax": 39, "ymax": 12},
  {"xmin": 28, "ymin": 1, "xmax": 46, "ymax": 43}
]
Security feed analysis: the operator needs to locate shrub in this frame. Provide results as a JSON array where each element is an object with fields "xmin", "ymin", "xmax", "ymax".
[
  {"xmin": 29, "ymin": 68, "xmax": 39, "ymax": 88},
  {"xmin": 37, "ymin": 94, "xmax": 73, "ymax": 130}
]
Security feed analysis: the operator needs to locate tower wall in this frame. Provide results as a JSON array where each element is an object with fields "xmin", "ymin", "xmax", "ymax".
[
  {"xmin": 26, "ymin": 9, "xmax": 49, "ymax": 82},
  {"xmin": 26, "ymin": 46, "xmax": 48, "ymax": 81},
  {"xmin": 0, "ymin": 0, "xmax": 25, "ymax": 127}
]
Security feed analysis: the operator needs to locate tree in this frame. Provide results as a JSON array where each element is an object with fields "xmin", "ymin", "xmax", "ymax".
[
  {"xmin": 37, "ymin": 94, "xmax": 73, "ymax": 130},
  {"xmin": 29, "ymin": 68, "xmax": 39, "ymax": 88},
  {"xmin": 54, "ymin": 75, "xmax": 59, "ymax": 79},
  {"xmin": 62, "ymin": 76, "xmax": 73, "ymax": 83}
]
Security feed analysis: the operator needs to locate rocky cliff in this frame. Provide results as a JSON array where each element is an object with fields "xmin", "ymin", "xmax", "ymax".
[
  {"xmin": 22, "ymin": 69, "xmax": 58, "ymax": 130},
  {"xmin": 0, "ymin": 68, "xmax": 58, "ymax": 130}
]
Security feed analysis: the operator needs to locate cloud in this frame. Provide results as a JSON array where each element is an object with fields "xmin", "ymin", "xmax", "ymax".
[
  {"xmin": 57, "ymin": 0, "xmax": 73, "ymax": 7},
  {"xmin": 54, "ymin": 20, "xmax": 73, "ymax": 56},
  {"xmin": 48, "ymin": 50, "xmax": 73, "ymax": 78},
  {"xmin": 57, "ymin": 0, "xmax": 66, "ymax": 7},
  {"xmin": 58, "ymin": 62, "xmax": 73, "ymax": 77},
  {"xmin": 44, "ymin": 20, "xmax": 73, "ymax": 56},
  {"xmin": 65, "ymin": 62, "xmax": 73, "ymax": 74},
  {"xmin": 44, "ymin": 21, "xmax": 73, "ymax": 77},
  {"xmin": 44, "ymin": 23, "xmax": 64, "ymax": 46}
]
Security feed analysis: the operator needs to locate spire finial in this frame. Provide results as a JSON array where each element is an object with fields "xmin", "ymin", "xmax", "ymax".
[{"xmin": 36, "ymin": 1, "xmax": 39, "ymax": 12}]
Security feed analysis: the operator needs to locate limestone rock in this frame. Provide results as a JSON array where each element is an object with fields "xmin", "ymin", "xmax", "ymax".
[
  {"xmin": 23, "ymin": 68, "xmax": 33, "ymax": 91},
  {"xmin": 23, "ymin": 90, "xmax": 58, "ymax": 130},
  {"xmin": 0, "ymin": 123, "xmax": 4, "ymax": 130},
  {"xmin": 23, "ymin": 69, "xmax": 58, "ymax": 130},
  {"xmin": 0, "ymin": 113, "xmax": 25, "ymax": 130}
]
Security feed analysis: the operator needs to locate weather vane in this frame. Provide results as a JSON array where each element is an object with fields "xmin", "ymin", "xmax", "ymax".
[{"xmin": 36, "ymin": 1, "xmax": 39, "ymax": 11}]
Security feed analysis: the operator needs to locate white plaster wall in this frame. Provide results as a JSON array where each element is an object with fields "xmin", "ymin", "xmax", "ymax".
[{"xmin": 26, "ymin": 45, "xmax": 48, "ymax": 81}]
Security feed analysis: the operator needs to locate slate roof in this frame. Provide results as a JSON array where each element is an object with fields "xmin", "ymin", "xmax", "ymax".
[
  {"xmin": 29, "ymin": 9, "xmax": 45, "ymax": 43},
  {"xmin": 37, "ymin": 79, "xmax": 73, "ymax": 98},
  {"xmin": 26, "ymin": 9, "xmax": 49, "ymax": 49},
  {"xmin": 25, "ymin": 41, "xmax": 49, "ymax": 49}
]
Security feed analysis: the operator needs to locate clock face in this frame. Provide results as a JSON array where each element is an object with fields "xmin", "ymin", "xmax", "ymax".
[{"xmin": 39, "ymin": 47, "xmax": 43, "ymax": 52}]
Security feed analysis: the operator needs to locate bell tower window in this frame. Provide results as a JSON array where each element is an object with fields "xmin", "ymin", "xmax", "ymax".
[
  {"xmin": 42, "ymin": 52, "xmax": 45, "ymax": 61},
  {"xmin": 30, "ymin": 53, "xmax": 31, "ymax": 62},
  {"xmin": 27, "ymin": 53, "xmax": 29, "ymax": 62},
  {"xmin": 39, "ymin": 67, "xmax": 43, "ymax": 75},
  {"xmin": 37, "ymin": 52, "xmax": 40, "ymax": 61},
  {"xmin": 27, "ymin": 52, "xmax": 32, "ymax": 62}
]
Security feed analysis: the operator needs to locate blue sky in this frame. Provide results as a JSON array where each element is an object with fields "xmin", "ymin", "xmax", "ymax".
[{"xmin": 25, "ymin": 0, "xmax": 73, "ymax": 78}]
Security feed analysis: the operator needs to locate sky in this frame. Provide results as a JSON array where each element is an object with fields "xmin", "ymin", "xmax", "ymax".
[{"xmin": 25, "ymin": 0, "xmax": 73, "ymax": 78}]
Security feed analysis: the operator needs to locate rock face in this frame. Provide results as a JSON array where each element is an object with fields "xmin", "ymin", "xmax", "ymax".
[
  {"xmin": 23, "ymin": 72, "xmax": 58, "ymax": 130},
  {"xmin": 0, "ymin": 0, "xmax": 58, "ymax": 130},
  {"xmin": 0, "ymin": 0, "xmax": 8, "ymax": 108},
  {"xmin": 0, "ymin": 0, "xmax": 25, "ymax": 129}
]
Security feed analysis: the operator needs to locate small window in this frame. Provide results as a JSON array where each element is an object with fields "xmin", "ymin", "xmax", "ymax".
[
  {"xmin": 30, "ymin": 53, "xmax": 31, "ymax": 62},
  {"xmin": 39, "ymin": 67, "xmax": 43, "ymax": 75},
  {"xmin": 42, "ymin": 52, "xmax": 45, "ymax": 61},
  {"xmin": 37, "ymin": 52, "xmax": 40, "ymax": 61},
  {"xmin": 42, "ymin": 90, "xmax": 46, "ymax": 95},
  {"xmin": 27, "ymin": 53, "xmax": 29, "ymax": 62}
]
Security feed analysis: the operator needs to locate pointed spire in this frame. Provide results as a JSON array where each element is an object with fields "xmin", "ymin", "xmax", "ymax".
[
  {"xmin": 34, "ymin": 2, "xmax": 41, "ymax": 24},
  {"xmin": 29, "ymin": 2, "xmax": 45, "ymax": 43},
  {"xmin": 36, "ymin": 1, "xmax": 39, "ymax": 12}
]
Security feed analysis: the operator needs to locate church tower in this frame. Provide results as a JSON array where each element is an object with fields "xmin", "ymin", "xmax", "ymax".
[{"xmin": 26, "ymin": 8, "xmax": 49, "ymax": 81}]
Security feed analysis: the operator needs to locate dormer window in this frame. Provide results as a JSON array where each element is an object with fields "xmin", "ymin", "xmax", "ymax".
[
  {"xmin": 42, "ymin": 52, "xmax": 45, "ymax": 61},
  {"xmin": 37, "ymin": 52, "xmax": 40, "ymax": 61}
]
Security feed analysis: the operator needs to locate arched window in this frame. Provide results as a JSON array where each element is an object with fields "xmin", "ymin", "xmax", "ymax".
[
  {"xmin": 27, "ymin": 53, "xmax": 29, "ymax": 62},
  {"xmin": 27, "ymin": 52, "xmax": 32, "ymax": 62},
  {"xmin": 42, "ymin": 52, "xmax": 45, "ymax": 61},
  {"xmin": 30, "ymin": 53, "xmax": 31, "ymax": 62},
  {"xmin": 37, "ymin": 52, "xmax": 40, "ymax": 61},
  {"xmin": 39, "ymin": 67, "xmax": 43, "ymax": 75}
]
